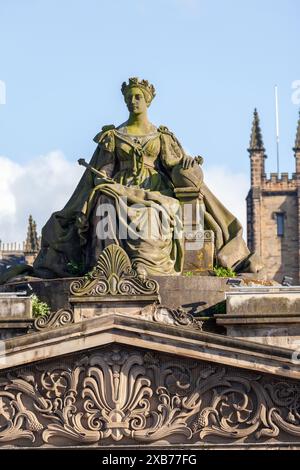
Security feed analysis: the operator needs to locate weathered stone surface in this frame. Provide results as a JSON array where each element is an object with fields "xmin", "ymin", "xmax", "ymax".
[
  {"xmin": 218, "ymin": 325, "xmax": 300, "ymax": 349},
  {"xmin": 226, "ymin": 287, "xmax": 300, "ymax": 315},
  {"xmin": 0, "ymin": 293, "xmax": 33, "ymax": 339},
  {"xmin": 0, "ymin": 293, "xmax": 32, "ymax": 318},
  {"xmin": 217, "ymin": 287, "xmax": 300, "ymax": 349},
  {"xmin": 71, "ymin": 297, "xmax": 159, "ymax": 321},
  {"xmin": 183, "ymin": 230, "xmax": 214, "ymax": 273}
]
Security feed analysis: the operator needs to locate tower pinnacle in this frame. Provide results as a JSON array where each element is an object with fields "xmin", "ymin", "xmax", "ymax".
[
  {"xmin": 294, "ymin": 110, "xmax": 300, "ymax": 152},
  {"xmin": 248, "ymin": 108, "xmax": 265, "ymax": 152}
]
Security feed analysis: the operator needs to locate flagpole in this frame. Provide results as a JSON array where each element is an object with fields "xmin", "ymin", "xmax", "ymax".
[{"xmin": 275, "ymin": 85, "xmax": 280, "ymax": 174}]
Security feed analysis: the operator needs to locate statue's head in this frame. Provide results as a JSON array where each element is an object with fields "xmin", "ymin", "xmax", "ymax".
[{"xmin": 121, "ymin": 78, "xmax": 156, "ymax": 114}]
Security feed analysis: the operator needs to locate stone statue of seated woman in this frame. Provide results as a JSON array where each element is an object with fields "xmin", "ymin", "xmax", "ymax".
[{"xmin": 1, "ymin": 77, "xmax": 261, "ymax": 283}]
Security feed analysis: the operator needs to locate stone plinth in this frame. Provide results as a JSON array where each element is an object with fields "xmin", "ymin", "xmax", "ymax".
[
  {"xmin": 0, "ymin": 292, "xmax": 33, "ymax": 339},
  {"xmin": 0, "ymin": 292, "xmax": 31, "ymax": 318},
  {"xmin": 67, "ymin": 244, "xmax": 161, "ymax": 322},
  {"xmin": 216, "ymin": 286, "xmax": 300, "ymax": 349}
]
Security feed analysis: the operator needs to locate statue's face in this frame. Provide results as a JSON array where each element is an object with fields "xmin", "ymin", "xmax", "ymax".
[{"xmin": 125, "ymin": 87, "xmax": 148, "ymax": 114}]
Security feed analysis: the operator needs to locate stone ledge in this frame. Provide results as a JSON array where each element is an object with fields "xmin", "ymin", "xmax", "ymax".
[
  {"xmin": 216, "ymin": 315, "xmax": 300, "ymax": 324},
  {"xmin": 0, "ymin": 275, "xmax": 231, "ymax": 315}
]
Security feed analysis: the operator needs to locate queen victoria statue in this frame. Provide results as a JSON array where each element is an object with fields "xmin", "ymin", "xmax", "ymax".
[{"xmin": 2, "ymin": 78, "xmax": 260, "ymax": 282}]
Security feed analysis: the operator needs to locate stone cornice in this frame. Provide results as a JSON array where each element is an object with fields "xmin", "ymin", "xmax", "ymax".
[{"xmin": 1, "ymin": 312, "xmax": 299, "ymax": 380}]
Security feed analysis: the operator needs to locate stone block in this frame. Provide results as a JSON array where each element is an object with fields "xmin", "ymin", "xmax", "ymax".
[
  {"xmin": 0, "ymin": 293, "xmax": 32, "ymax": 319},
  {"xmin": 216, "ymin": 286, "xmax": 300, "ymax": 349},
  {"xmin": 70, "ymin": 295, "xmax": 159, "ymax": 322},
  {"xmin": 183, "ymin": 230, "xmax": 214, "ymax": 273},
  {"xmin": 0, "ymin": 293, "xmax": 33, "ymax": 339}
]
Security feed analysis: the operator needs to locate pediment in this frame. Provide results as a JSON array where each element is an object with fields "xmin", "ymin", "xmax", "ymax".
[
  {"xmin": 1, "ymin": 333, "xmax": 300, "ymax": 449},
  {"xmin": 1, "ymin": 311, "xmax": 299, "ymax": 380}
]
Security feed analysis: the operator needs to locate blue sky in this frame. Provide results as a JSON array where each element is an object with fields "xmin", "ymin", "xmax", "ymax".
[{"xmin": 0, "ymin": 0, "xmax": 300, "ymax": 242}]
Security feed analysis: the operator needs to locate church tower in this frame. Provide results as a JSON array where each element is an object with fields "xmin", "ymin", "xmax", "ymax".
[
  {"xmin": 246, "ymin": 109, "xmax": 300, "ymax": 284},
  {"xmin": 294, "ymin": 111, "xmax": 300, "ymax": 283}
]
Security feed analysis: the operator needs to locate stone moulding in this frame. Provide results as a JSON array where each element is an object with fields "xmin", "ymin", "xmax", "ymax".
[
  {"xmin": 1, "ymin": 345, "xmax": 300, "ymax": 448},
  {"xmin": 69, "ymin": 244, "xmax": 159, "ymax": 298}
]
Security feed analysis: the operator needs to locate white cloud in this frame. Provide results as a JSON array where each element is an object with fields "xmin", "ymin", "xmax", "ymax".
[
  {"xmin": 0, "ymin": 152, "xmax": 83, "ymax": 244},
  {"xmin": 0, "ymin": 154, "xmax": 248, "ymax": 245},
  {"xmin": 204, "ymin": 165, "xmax": 248, "ymax": 236}
]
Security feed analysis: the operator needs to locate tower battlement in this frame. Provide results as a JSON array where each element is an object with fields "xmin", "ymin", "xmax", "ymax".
[{"xmin": 262, "ymin": 172, "xmax": 297, "ymax": 191}]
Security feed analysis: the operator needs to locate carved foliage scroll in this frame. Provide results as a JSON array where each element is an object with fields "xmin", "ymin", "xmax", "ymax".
[{"xmin": 69, "ymin": 244, "xmax": 159, "ymax": 297}]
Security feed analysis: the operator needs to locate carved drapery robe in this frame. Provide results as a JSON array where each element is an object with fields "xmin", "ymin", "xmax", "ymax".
[{"xmin": 32, "ymin": 125, "xmax": 252, "ymax": 278}]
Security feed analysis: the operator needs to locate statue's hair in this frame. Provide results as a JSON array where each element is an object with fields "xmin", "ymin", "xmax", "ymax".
[{"xmin": 121, "ymin": 77, "xmax": 156, "ymax": 105}]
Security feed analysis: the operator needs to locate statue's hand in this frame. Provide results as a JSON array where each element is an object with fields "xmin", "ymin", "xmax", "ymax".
[
  {"xmin": 182, "ymin": 155, "xmax": 195, "ymax": 170},
  {"xmin": 94, "ymin": 171, "xmax": 114, "ymax": 185},
  {"xmin": 94, "ymin": 176, "xmax": 105, "ymax": 185}
]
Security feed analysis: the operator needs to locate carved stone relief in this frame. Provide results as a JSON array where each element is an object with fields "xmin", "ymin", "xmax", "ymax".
[
  {"xmin": 139, "ymin": 303, "xmax": 203, "ymax": 330},
  {"xmin": 69, "ymin": 244, "xmax": 159, "ymax": 297},
  {"xmin": 0, "ymin": 345, "xmax": 300, "ymax": 447}
]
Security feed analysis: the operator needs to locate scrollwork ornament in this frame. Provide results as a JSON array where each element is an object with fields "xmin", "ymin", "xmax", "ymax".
[{"xmin": 33, "ymin": 309, "xmax": 74, "ymax": 331}]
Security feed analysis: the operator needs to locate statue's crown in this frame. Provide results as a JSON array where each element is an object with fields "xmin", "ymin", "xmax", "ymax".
[{"xmin": 121, "ymin": 77, "xmax": 156, "ymax": 101}]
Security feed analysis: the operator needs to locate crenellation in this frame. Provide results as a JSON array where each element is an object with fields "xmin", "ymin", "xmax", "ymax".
[
  {"xmin": 1, "ymin": 243, "xmax": 23, "ymax": 253},
  {"xmin": 262, "ymin": 172, "xmax": 297, "ymax": 192},
  {"xmin": 270, "ymin": 172, "xmax": 279, "ymax": 183},
  {"xmin": 280, "ymin": 172, "xmax": 289, "ymax": 183}
]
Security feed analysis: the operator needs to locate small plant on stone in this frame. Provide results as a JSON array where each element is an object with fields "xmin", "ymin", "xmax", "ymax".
[
  {"xmin": 213, "ymin": 266, "xmax": 236, "ymax": 278},
  {"xmin": 183, "ymin": 271, "xmax": 194, "ymax": 277},
  {"xmin": 66, "ymin": 260, "xmax": 85, "ymax": 276},
  {"xmin": 31, "ymin": 294, "xmax": 50, "ymax": 318}
]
